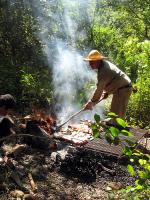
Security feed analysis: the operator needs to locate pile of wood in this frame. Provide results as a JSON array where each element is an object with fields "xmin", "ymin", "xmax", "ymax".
[
  {"xmin": 20, "ymin": 111, "xmax": 57, "ymax": 149},
  {"xmin": 23, "ymin": 110, "xmax": 56, "ymax": 135},
  {"xmin": 22, "ymin": 110, "xmax": 94, "ymax": 146}
]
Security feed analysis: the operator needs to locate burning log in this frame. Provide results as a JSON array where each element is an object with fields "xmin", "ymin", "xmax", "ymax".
[
  {"xmin": 21, "ymin": 110, "xmax": 148, "ymax": 155},
  {"xmin": 22, "ymin": 110, "xmax": 94, "ymax": 147},
  {"xmin": 23, "ymin": 110, "xmax": 56, "ymax": 135},
  {"xmin": 22, "ymin": 111, "xmax": 56, "ymax": 149},
  {"xmin": 24, "ymin": 120, "xmax": 54, "ymax": 149}
]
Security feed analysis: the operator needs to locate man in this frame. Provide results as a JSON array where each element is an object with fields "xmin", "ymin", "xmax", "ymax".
[
  {"xmin": 0, "ymin": 94, "xmax": 16, "ymax": 143},
  {"xmin": 83, "ymin": 50, "xmax": 132, "ymax": 120}
]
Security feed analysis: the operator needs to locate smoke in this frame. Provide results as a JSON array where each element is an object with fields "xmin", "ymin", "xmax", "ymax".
[{"xmin": 24, "ymin": 0, "xmax": 105, "ymax": 123}]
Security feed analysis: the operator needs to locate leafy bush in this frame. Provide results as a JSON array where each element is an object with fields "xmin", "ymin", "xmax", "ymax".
[
  {"xmin": 91, "ymin": 113, "xmax": 150, "ymax": 199},
  {"xmin": 19, "ymin": 65, "xmax": 54, "ymax": 113},
  {"xmin": 126, "ymin": 40, "xmax": 150, "ymax": 128}
]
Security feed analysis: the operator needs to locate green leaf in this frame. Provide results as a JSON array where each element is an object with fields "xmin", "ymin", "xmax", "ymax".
[
  {"xmin": 132, "ymin": 152, "xmax": 142, "ymax": 157},
  {"xmin": 91, "ymin": 123, "xmax": 98, "ymax": 130},
  {"xmin": 135, "ymin": 184, "xmax": 143, "ymax": 190},
  {"xmin": 123, "ymin": 146, "xmax": 133, "ymax": 156},
  {"xmin": 145, "ymin": 164, "xmax": 150, "ymax": 171},
  {"xmin": 109, "ymin": 127, "xmax": 120, "ymax": 137},
  {"xmin": 135, "ymin": 179, "xmax": 144, "ymax": 191},
  {"xmin": 107, "ymin": 112, "xmax": 118, "ymax": 118},
  {"xmin": 139, "ymin": 159, "xmax": 147, "ymax": 166},
  {"xmin": 138, "ymin": 170, "xmax": 148, "ymax": 179},
  {"xmin": 94, "ymin": 114, "xmax": 101, "ymax": 123},
  {"xmin": 145, "ymin": 154, "xmax": 150, "ymax": 159},
  {"xmin": 124, "ymin": 185, "xmax": 132, "ymax": 193},
  {"xmin": 93, "ymin": 129, "xmax": 100, "ymax": 138},
  {"xmin": 127, "ymin": 164, "xmax": 135, "ymax": 176},
  {"xmin": 121, "ymin": 130, "xmax": 133, "ymax": 136},
  {"xmin": 115, "ymin": 118, "xmax": 126, "ymax": 128}
]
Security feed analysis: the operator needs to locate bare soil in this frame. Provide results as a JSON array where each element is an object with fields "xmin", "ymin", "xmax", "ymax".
[{"xmin": 0, "ymin": 139, "xmax": 135, "ymax": 200}]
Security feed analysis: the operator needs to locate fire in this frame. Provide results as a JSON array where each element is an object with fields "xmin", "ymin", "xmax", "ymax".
[
  {"xmin": 24, "ymin": 110, "xmax": 56, "ymax": 135},
  {"xmin": 23, "ymin": 110, "xmax": 94, "ymax": 146}
]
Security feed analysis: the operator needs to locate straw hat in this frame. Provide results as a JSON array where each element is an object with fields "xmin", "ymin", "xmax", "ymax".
[{"xmin": 83, "ymin": 50, "xmax": 106, "ymax": 61}]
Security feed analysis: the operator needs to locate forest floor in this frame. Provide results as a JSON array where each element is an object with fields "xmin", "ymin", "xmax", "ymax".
[
  {"xmin": 0, "ymin": 138, "xmax": 138, "ymax": 200},
  {"xmin": 0, "ymin": 121, "xmax": 149, "ymax": 200}
]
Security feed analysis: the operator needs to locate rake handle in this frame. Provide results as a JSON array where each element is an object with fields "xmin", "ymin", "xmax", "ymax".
[
  {"xmin": 57, "ymin": 108, "xmax": 84, "ymax": 129},
  {"xmin": 56, "ymin": 94, "xmax": 107, "ymax": 130}
]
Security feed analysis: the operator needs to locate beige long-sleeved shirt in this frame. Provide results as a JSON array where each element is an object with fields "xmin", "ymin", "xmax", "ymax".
[{"xmin": 91, "ymin": 60, "xmax": 131, "ymax": 103}]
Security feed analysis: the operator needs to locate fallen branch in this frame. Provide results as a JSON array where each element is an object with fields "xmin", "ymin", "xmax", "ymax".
[
  {"xmin": 28, "ymin": 173, "xmax": 38, "ymax": 192},
  {"xmin": 99, "ymin": 163, "xmax": 115, "ymax": 174},
  {"xmin": 0, "ymin": 133, "xmax": 53, "ymax": 142},
  {"xmin": 3, "ymin": 156, "xmax": 23, "ymax": 187}
]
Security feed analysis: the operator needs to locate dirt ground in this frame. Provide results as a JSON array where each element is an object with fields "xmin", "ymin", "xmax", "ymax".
[{"xmin": 0, "ymin": 138, "xmax": 137, "ymax": 200}]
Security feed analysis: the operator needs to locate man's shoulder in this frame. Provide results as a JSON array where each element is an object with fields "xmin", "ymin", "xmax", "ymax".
[
  {"xmin": 100, "ymin": 60, "xmax": 118, "ymax": 74},
  {"xmin": 103, "ymin": 60, "xmax": 118, "ymax": 69}
]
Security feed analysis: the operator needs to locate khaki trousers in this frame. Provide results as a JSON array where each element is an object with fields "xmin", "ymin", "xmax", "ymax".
[{"xmin": 110, "ymin": 87, "xmax": 132, "ymax": 119}]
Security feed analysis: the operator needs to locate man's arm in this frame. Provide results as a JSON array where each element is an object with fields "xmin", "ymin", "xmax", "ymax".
[{"xmin": 83, "ymin": 82, "xmax": 106, "ymax": 110}]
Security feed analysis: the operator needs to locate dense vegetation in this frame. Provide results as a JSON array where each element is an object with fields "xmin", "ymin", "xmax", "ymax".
[{"xmin": 0, "ymin": 0, "xmax": 149, "ymax": 127}]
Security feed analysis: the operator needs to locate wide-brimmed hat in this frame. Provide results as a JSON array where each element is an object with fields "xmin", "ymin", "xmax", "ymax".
[{"xmin": 83, "ymin": 50, "xmax": 106, "ymax": 61}]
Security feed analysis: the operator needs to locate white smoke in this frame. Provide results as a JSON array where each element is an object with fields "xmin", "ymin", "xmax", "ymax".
[{"xmin": 23, "ymin": 0, "xmax": 105, "ymax": 123}]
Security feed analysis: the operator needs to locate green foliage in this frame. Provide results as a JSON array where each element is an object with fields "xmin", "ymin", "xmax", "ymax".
[
  {"xmin": 92, "ymin": 113, "xmax": 150, "ymax": 199},
  {"xmin": 0, "ymin": 0, "xmax": 149, "ymax": 127},
  {"xmin": 127, "ymin": 164, "xmax": 135, "ymax": 176},
  {"xmin": 94, "ymin": 113, "xmax": 101, "ymax": 123},
  {"xmin": 126, "ymin": 40, "xmax": 150, "ymax": 128},
  {"xmin": 115, "ymin": 118, "xmax": 127, "ymax": 128},
  {"xmin": 0, "ymin": 0, "xmax": 54, "ymax": 112},
  {"xmin": 19, "ymin": 65, "xmax": 54, "ymax": 112},
  {"xmin": 89, "ymin": 0, "xmax": 150, "ymax": 128}
]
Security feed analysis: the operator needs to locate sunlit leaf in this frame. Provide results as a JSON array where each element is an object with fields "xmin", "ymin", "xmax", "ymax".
[
  {"xmin": 107, "ymin": 112, "xmax": 118, "ymax": 118},
  {"xmin": 121, "ymin": 130, "xmax": 133, "ymax": 136},
  {"xmin": 115, "ymin": 118, "xmax": 126, "ymax": 128},
  {"xmin": 93, "ymin": 129, "xmax": 100, "ymax": 138},
  {"xmin": 91, "ymin": 123, "xmax": 98, "ymax": 130},
  {"xmin": 145, "ymin": 164, "xmax": 150, "ymax": 171},
  {"xmin": 139, "ymin": 159, "xmax": 147, "ymax": 166},
  {"xmin": 138, "ymin": 170, "xmax": 148, "ymax": 179},
  {"xmin": 127, "ymin": 164, "xmax": 135, "ymax": 176},
  {"xmin": 109, "ymin": 127, "xmax": 119, "ymax": 137},
  {"xmin": 135, "ymin": 184, "xmax": 143, "ymax": 190}
]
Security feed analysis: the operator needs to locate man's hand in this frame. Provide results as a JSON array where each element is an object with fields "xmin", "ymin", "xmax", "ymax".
[
  {"xmin": 83, "ymin": 101, "xmax": 94, "ymax": 110},
  {"xmin": 101, "ymin": 92, "xmax": 108, "ymax": 100}
]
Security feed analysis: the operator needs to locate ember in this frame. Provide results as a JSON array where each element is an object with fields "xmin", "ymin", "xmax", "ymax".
[
  {"xmin": 24, "ymin": 110, "xmax": 95, "ymax": 146},
  {"xmin": 24, "ymin": 110, "xmax": 56, "ymax": 135}
]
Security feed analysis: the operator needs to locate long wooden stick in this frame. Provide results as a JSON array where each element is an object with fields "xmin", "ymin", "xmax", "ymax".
[
  {"xmin": 57, "ymin": 108, "xmax": 84, "ymax": 130},
  {"xmin": 56, "ymin": 96, "xmax": 106, "ymax": 131}
]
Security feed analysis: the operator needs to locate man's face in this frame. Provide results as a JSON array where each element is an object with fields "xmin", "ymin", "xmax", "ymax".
[{"xmin": 89, "ymin": 60, "xmax": 100, "ymax": 70}]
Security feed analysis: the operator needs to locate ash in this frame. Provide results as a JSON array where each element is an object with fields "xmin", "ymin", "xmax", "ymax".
[{"xmin": 50, "ymin": 142, "xmax": 135, "ymax": 185}]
